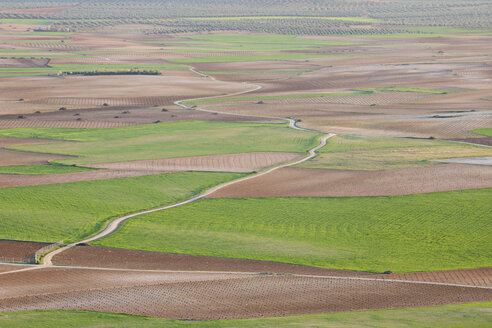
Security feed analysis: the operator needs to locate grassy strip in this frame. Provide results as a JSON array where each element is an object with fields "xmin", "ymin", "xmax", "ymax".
[
  {"xmin": 167, "ymin": 54, "xmax": 352, "ymax": 63},
  {"xmin": 2, "ymin": 302, "xmax": 491, "ymax": 327},
  {"xmin": 0, "ymin": 64, "xmax": 187, "ymax": 76},
  {"xmin": 183, "ymin": 91, "xmax": 372, "ymax": 104},
  {"xmin": 297, "ymin": 135, "xmax": 492, "ymax": 170},
  {"xmin": 471, "ymin": 128, "xmax": 492, "ymax": 137},
  {"xmin": 0, "ymin": 163, "xmax": 93, "ymax": 175},
  {"xmin": 0, "ymin": 172, "xmax": 242, "ymax": 243},
  {"xmin": 0, "ymin": 121, "xmax": 320, "ymax": 165},
  {"xmin": 356, "ymin": 87, "xmax": 451, "ymax": 94},
  {"xmin": 0, "ymin": 19, "xmax": 52, "ymax": 25},
  {"xmin": 95, "ymin": 188, "xmax": 492, "ymax": 273}
]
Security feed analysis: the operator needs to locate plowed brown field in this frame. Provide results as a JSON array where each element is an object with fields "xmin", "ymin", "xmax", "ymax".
[
  {"xmin": 52, "ymin": 245, "xmax": 369, "ymax": 276},
  {"xmin": 207, "ymin": 164, "xmax": 492, "ymax": 198},
  {"xmin": 0, "ymin": 240, "xmax": 49, "ymax": 258},
  {"xmin": 0, "ymin": 169, "xmax": 165, "ymax": 188},
  {"xmin": 0, "ymin": 149, "xmax": 71, "ymax": 166},
  {"xmin": 0, "ymin": 267, "xmax": 490, "ymax": 319},
  {"xmin": 89, "ymin": 152, "xmax": 301, "ymax": 173}
]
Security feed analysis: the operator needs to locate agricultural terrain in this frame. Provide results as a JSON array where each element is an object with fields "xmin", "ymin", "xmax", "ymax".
[{"xmin": 0, "ymin": 0, "xmax": 491, "ymax": 326}]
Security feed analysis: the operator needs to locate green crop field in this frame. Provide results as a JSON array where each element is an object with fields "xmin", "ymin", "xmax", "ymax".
[
  {"xmin": 182, "ymin": 16, "xmax": 380, "ymax": 24},
  {"xmin": 356, "ymin": 87, "xmax": 451, "ymax": 94},
  {"xmin": 0, "ymin": 121, "xmax": 320, "ymax": 166},
  {"xmin": 183, "ymin": 91, "xmax": 371, "ymax": 104},
  {"xmin": 95, "ymin": 188, "xmax": 492, "ymax": 273},
  {"xmin": 297, "ymin": 135, "xmax": 492, "ymax": 170},
  {"xmin": 472, "ymin": 128, "xmax": 492, "ymax": 137},
  {"xmin": 0, "ymin": 164, "xmax": 93, "ymax": 175},
  {"xmin": 2, "ymin": 302, "xmax": 491, "ymax": 328},
  {"xmin": 0, "ymin": 172, "xmax": 241, "ymax": 243}
]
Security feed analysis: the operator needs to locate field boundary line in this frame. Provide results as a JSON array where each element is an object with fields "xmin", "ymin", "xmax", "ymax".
[{"xmin": 36, "ymin": 67, "xmax": 333, "ymax": 267}]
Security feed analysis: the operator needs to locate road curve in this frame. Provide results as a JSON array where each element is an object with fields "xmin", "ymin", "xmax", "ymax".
[{"xmin": 41, "ymin": 70, "xmax": 333, "ymax": 266}]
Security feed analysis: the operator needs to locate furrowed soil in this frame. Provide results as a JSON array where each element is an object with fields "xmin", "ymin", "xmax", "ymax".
[
  {"xmin": 0, "ymin": 148, "xmax": 71, "ymax": 166},
  {"xmin": 0, "ymin": 267, "xmax": 490, "ymax": 320},
  {"xmin": 0, "ymin": 169, "xmax": 167, "ymax": 188},
  {"xmin": 0, "ymin": 240, "xmax": 49, "ymax": 258},
  {"xmin": 207, "ymin": 164, "xmax": 492, "ymax": 198},
  {"xmin": 52, "ymin": 245, "xmax": 369, "ymax": 276},
  {"xmin": 88, "ymin": 152, "xmax": 302, "ymax": 173}
]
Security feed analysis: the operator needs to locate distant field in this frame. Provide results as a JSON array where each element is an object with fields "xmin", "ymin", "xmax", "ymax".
[
  {"xmin": 0, "ymin": 164, "xmax": 93, "ymax": 175},
  {"xmin": 297, "ymin": 135, "xmax": 492, "ymax": 170},
  {"xmin": 95, "ymin": 188, "xmax": 492, "ymax": 273},
  {"xmin": 0, "ymin": 172, "xmax": 241, "ymax": 243},
  {"xmin": 183, "ymin": 16, "xmax": 380, "ymax": 24},
  {"xmin": 472, "ymin": 128, "xmax": 492, "ymax": 137},
  {"xmin": 183, "ymin": 92, "xmax": 371, "ymax": 104},
  {"xmin": 168, "ymin": 54, "xmax": 351, "ymax": 63},
  {"xmin": 0, "ymin": 121, "xmax": 320, "ymax": 165},
  {"xmin": 356, "ymin": 87, "xmax": 451, "ymax": 94},
  {"xmin": 0, "ymin": 19, "xmax": 52, "ymax": 25},
  {"xmin": 2, "ymin": 302, "xmax": 491, "ymax": 327}
]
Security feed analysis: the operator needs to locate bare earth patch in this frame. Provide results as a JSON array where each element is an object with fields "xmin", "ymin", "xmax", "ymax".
[
  {"xmin": 0, "ymin": 240, "xmax": 49, "ymax": 258},
  {"xmin": 0, "ymin": 266, "xmax": 490, "ymax": 319},
  {"xmin": 52, "ymin": 245, "xmax": 368, "ymax": 277},
  {"xmin": 207, "ymin": 164, "xmax": 492, "ymax": 198},
  {"xmin": 88, "ymin": 152, "xmax": 302, "ymax": 173},
  {"xmin": 0, "ymin": 148, "xmax": 71, "ymax": 166},
  {"xmin": 0, "ymin": 169, "xmax": 166, "ymax": 188}
]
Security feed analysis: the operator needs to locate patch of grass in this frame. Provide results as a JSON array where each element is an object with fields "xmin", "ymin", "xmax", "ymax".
[
  {"xmin": 95, "ymin": 188, "xmax": 492, "ymax": 273},
  {"xmin": 297, "ymin": 135, "xmax": 492, "ymax": 170},
  {"xmin": 183, "ymin": 91, "xmax": 372, "ymax": 104},
  {"xmin": 0, "ymin": 172, "xmax": 242, "ymax": 243},
  {"xmin": 0, "ymin": 19, "xmax": 52, "ymax": 25},
  {"xmin": 356, "ymin": 87, "xmax": 451, "ymax": 94},
  {"xmin": 0, "ymin": 163, "xmax": 93, "ymax": 175},
  {"xmin": 167, "ymin": 53, "xmax": 351, "ymax": 63},
  {"xmin": 0, "ymin": 121, "xmax": 320, "ymax": 165},
  {"xmin": 472, "ymin": 128, "xmax": 492, "ymax": 137},
  {"xmin": 0, "ymin": 64, "xmax": 187, "ymax": 76},
  {"xmin": 2, "ymin": 302, "xmax": 491, "ymax": 327}
]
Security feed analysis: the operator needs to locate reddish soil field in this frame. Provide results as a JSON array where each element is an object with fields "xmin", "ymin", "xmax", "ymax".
[
  {"xmin": 52, "ymin": 245, "xmax": 370, "ymax": 277},
  {"xmin": 0, "ymin": 240, "xmax": 49, "ymax": 258},
  {"xmin": 0, "ymin": 266, "xmax": 490, "ymax": 319},
  {"xmin": 0, "ymin": 148, "xmax": 71, "ymax": 166},
  {"xmin": 207, "ymin": 164, "xmax": 492, "ymax": 198},
  {"xmin": 0, "ymin": 58, "xmax": 49, "ymax": 68},
  {"xmin": 0, "ymin": 106, "xmax": 281, "ymax": 127},
  {"xmin": 375, "ymin": 268, "xmax": 492, "ymax": 288},
  {"xmin": 89, "ymin": 152, "xmax": 301, "ymax": 173},
  {"xmin": 0, "ymin": 169, "xmax": 166, "ymax": 188},
  {"xmin": 452, "ymin": 137, "xmax": 492, "ymax": 147}
]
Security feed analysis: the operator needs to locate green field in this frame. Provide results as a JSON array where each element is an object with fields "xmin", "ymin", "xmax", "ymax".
[
  {"xmin": 1, "ymin": 302, "xmax": 490, "ymax": 328},
  {"xmin": 297, "ymin": 135, "xmax": 492, "ymax": 170},
  {"xmin": 183, "ymin": 91, "xmax": 371, "ymax": 104},
  {"xmin": 472, "ymin": 128, "xmax": 492, "ymax": 137},
  {"xmin": 0, "ymin": 121, "xmax": 319, "ymax": 165},
  {"xmin": 0, "ymin": 19, "xmax": 52, "ymax": 25},
  {"xmin": 183, "ymin": 16, "xmax": 380, "ymax": 24},
  {"xmin": 0, "ymin": 163, "xmax": 93, "ymax": 175},
  {"xmin": 0, "ymin": 172, "xmax": 241, "ymax": 243},
  {"xmin": 356, "ymin": 87, "xmax": 451, "ymax": 94},
  {"xmin": 95, "ymin": 188, "xmax": 492, "ymax": 273}
]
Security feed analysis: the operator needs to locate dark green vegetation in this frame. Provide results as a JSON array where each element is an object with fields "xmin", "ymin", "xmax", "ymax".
[
  {"xmin": 0, "ymin": 163, "xmax": 93, "ymax": 175},
  {"xmin": 1, "ymin": 302, "xmax": 491, "ymax": 328},
  {"xmin": 0, "ymin": 121, "xmax": 320, "ymax": 165},
  {"xmin": 0, "ymin": 172, "xmax": 242, "ymax": 243},
  {"xmin": 297, "ymin": 135, "xmax": 492, "ymax": 170},
  {"xmin": 95, "ymin": 189, "xmax": 492, "ymax": 273},
  {"xmin": 472, "ymin": 128, "xmax": 492, "ymax": 137}
]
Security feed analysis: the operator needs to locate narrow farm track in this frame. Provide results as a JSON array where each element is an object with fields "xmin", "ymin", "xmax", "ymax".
[{"xmin": 38, "ymin": 68, "xmax": 332, "ymax": 267}]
